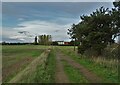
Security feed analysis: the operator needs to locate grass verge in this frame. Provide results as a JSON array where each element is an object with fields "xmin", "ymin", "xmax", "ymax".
[{"xmin": 34, "ymin": 49, "xmax": 56, "ymax": 83}]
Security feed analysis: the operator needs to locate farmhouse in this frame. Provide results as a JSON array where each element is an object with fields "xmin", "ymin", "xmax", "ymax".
[
  {"xmin": 57, "ymin": 41, "xmax": 64, "ymax": 45},
  {"xmin": 56, "ymin": 41, "xmax": 71, "ymax": 45}
]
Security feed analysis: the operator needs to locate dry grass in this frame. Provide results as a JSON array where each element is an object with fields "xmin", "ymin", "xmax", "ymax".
[{"xmin": 91, "ymin": 57, "xmax": 118, "ymax": 70}]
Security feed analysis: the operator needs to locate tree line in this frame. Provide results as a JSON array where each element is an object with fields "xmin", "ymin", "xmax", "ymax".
[
  {"xmin": 34, "ymin": 35, "xmax": 52, "ymax": 45},
  {"xmin": 68, "ymin": 1, "xmax": 120, "ymax": 55}
]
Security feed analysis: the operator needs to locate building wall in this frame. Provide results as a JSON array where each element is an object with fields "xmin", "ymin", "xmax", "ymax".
[{"xmin": 58, "ymin": 41, "xmax": 64, "ymax": 45}]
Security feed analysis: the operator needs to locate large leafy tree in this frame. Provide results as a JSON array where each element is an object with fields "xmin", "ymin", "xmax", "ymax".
[
  {"xmin": 68, "ymin": 3, "xmax": 120, "ymax": 55},
  {"xmin": 112, "ymin": 1, "xmax": 120, "ymax": 41},
  {"xmin": 68, "ymin": 24, "xmax": 78, "ymax": 51}
]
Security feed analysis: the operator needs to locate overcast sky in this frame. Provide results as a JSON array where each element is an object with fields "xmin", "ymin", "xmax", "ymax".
[
  {"xmin": 2, "ymin": 2, "xmax": 114, "ymax": 43},
  {"xmin": 2, "ymin": 0, "xmax": 115, "ymax": 2}
]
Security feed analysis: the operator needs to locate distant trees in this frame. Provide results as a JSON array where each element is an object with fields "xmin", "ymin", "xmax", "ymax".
[
  {"xmin": 52, "ymin": 41, "xmax": 58, "ymax": 45},
  {"xmin": 68, "ymin": 1, "xmax": 120, "ymax": 55},
  {"xmin": 34, "ymin": 36, "xmax": 38, "ymax": 45},
  {"xmin": 38, "ymin": 34, "xmax": 52, "ymax": 45}
]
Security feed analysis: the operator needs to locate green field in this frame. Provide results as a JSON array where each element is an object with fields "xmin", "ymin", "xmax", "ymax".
[
  {"xmin": 2, "ymin": 45, "xmax": 119, "ymax": 83},
  {"xmin": 2, "ymin": 45, "xmax": 47, "ymax": 82}
]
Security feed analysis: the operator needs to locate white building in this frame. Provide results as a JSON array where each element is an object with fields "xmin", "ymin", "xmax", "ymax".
[{"xmin": 57, "ymin": 41, "xmax": 64, "ymax": 45}]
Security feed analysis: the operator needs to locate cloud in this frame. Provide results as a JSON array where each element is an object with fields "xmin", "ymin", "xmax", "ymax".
[
  {"xmin": 2, "ymin": 20, "xmax": 72, "ymax": 42},
  {"xmin": 2, "ymin": 2, "xmax": 113, "ymax": 22},
  {"xmin": 18, "ymin": 18, "xmax": 25, "ymax": 21},
  {"xmin": 2, "ymin": 27, "xmax": 33, "ymax": 42},
  {"xmin": 14, "ymin": 20, "xmax": 71, "ymax": 41}
]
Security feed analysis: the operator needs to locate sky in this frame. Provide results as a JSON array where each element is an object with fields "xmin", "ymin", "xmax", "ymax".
[
  {"xmin": 1, "ymin": 2, "xmax": 114, "ymax": 43},
  {"xmin": 1, "ymin": 0, "xmax": 115, "ymax": 2}
]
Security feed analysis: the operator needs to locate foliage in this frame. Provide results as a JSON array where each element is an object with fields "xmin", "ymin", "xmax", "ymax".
[
  {"xmin": 52, "ymin": 41, "xmax": 58, "ymax": 45},
  {"xmin": 38, "ymin": 35, "xmax": 52, "ymax": 45},
  {"xmin": 112, "ymin": 1, "xmax": 120, "ymax": 42},
  {"xmin": 70, "ymin": 40, "xmax": 79, "ymax": 46},
  {"xmin": 68, "ymin": 2, "xmax": 120, "ymax": 56},
  {"xmin": 34, "ymin": 36, "xmax": 38, "ymax": 45}
]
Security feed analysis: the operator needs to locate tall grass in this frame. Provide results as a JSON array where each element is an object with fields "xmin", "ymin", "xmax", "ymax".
[
  {"xmin": 91, "ymin": 57, "xmax": 118, "ymax": 70},
  {"xmin": 87, "ymin": 44, "xmax": 119, "ymax": 70}
]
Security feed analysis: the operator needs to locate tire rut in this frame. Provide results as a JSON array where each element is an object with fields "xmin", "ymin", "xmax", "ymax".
[
  {"xmin": 55, "ymin": 51, "xmax": 69, "ymax": 83},
  {"xmin": 59, "ymin": 50, "xmax": 102, "ymax": 83}
]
